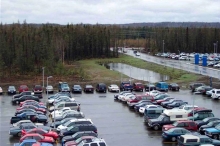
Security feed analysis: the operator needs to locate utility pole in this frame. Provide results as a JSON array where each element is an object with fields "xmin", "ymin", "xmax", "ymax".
[{"xmin": 217, "ymin": 41, "xmax": 218, "ymax": 54}]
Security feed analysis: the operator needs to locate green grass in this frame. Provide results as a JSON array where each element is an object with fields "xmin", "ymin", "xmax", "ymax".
[{"xmin": 77, "ymin": 54, "xmax": 200, "ymax": 85}]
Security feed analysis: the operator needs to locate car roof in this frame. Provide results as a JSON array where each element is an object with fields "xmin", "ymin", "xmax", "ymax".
[{"xmin": 22, "ymin": 139, "xmax": 38, "ymax": 142}]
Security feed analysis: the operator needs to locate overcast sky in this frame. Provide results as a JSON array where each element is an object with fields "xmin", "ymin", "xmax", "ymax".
[{"xmin": 1, "ymin": 0, "xmax": 220, "ymax": 24}]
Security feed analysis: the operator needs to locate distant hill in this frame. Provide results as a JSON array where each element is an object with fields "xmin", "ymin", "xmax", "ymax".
[{"xmin": 5, "ymin": 22, "xmax": 220, "ymax": 28}]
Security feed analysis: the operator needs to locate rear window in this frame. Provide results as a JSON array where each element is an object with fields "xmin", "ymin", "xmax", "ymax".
[
  {"xmin": 99, "ymin": 143, "xmax": 106, "ymax": 146},
  {"xmin": 186, "ymin": 139, "xmax": 198, "ymax": 142},
  {"xmin": 75, "ymin": 121, "xmax": 92, "ymax": 124},
  {"xmin": 146, "ymin": 110, "xmax": 163, "ymax": 114}
]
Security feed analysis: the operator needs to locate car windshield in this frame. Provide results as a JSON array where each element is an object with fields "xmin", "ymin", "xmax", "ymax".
[
  {"xmin": 157, "ymin": 115, "xmax": 165, "ymax": 121},
  {"xmin": 63, "ymin": 120, "xmax": 72, "ymax": 126},
  {"xmin": 67, "ymin": 126, "xmax": 74, "ymax": 131},
  {"xmin": 74, "ymin": 85, "xmax": 80, "ymax": 88},
  {"xmin": 215, "ymin": 124, "xmax": 220, "ymax": 130},
  {"xmin": 61, "ymin": 119, "xmax": 69, "ymax": 124},
  {"xmin": 9, "ymin": 86, "xmax": 15, "ymax": 89},
  {"xmin": 207, "ymin": 122, "xmax": 214, "ymax": 126},
  {"xmin": 172, "ymin": 122, "xmax": 178, "ymax": 126},
  {"xmin": 75, "ymin": 137, "xmax": 83, "ymax": 143}
]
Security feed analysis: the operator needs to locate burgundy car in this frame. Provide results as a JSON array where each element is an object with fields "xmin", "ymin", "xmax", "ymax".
[
  {"xmin": 133, "ymin": 82, "xmax": 144, "ymax": 92},
  {"xmin": 19, "ymin": 85, "xmax": 29, "ymax": 93},
  {"xmin": 162, "ymin": 120, "xmax": 198, "ymax": 131},
  {"xmin": 84, "ymin": 85, "xmax": 94, "ymax": 93}
]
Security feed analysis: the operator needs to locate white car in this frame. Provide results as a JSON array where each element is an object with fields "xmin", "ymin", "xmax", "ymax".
[
  {"xmin": 214, "ymin": 63, "xmax": 220, "ymax": 68},
  {"xmin": 0, "ymin": 87, "xmax": 3, "ymax": 94},
  {"xmin": 146, "ymin": 90, "xmax": 161, "ymax": 97},
  {"xmin": 139, "ymin": 105, "xmax": 160, "ymax": 114},
  {"xmin": 50, "ymin": 107, "xmax": 71, "ymax": 118},
  {"xmin": 52, "ymin": 110, "xmax": 82, "ymax": 119},
  {"xmin": 12, "ymin": 120, "xmax": 43, "ymax": 127},
  {"xmin": 57, "ymin": 118, "xmax": 93, "ymax": 131},
  {"xmin": 118, "ymin": 93, "xmax": 134, "ymax": 101},
  {"xmin": 121, "ymin": 94, "xmax": 136, "ymax": 103},
  {"xmin": 48, "ymin": 96, "xmax": 75, "ymax": 104},
  {"xmin": 206, "ymin": 89, "xmax": 215, "ymax": 97},
  {"xmin": 46, "ymin": 85, "xmax": 54, "ymax": 93},
  {"xmin": 211, "ymin": 89, "xmax": 220, "ymax": 99},
  {"xmin": 108, "ymin": 84, "xmax": 120, "ymax": 92}
]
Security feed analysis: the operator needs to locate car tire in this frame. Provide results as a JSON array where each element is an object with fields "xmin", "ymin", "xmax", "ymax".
[
  {"xmin": 213, "ymin": 134, "xmax": 219, "ymax": 140},
  {"xmin": 153, "ymin": 125, "xmax": 159, "ymax": 130},
  {"xmin": 171, "ymin": 137, "xmax": 176, "ymax": 142},
  {"xmin": 17, "ymin": 132, "xmax": 21, "ymax": 137}
]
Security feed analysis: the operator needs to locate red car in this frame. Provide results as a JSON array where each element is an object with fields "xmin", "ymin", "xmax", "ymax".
[
  {"xmin": 188, "ymin": 107, "xmax": 211, "ymax": 117},
  {"xmin": 162, "ymin": 120, "xmax": 198, "ymax": 131},
  {"xmin": 133, "ymin": 82, "xmax": 144, "ymax": 92},
  {"xmin": 20, "ymin": 133, "xmax": 54, "ymax": 143},
  {"xmin": 127, "ymin": 94, "xmax": 154, "ymax": 107},
  {"xmin": 21, "ymin": 128, "xmax": 59, "ymax": 140},
  {"xmin": 155, "ymin": 97, "xmax": 174, "ymax": 105},
  {"xmin": 64, "ymin": 136, "xmax": 96, "ymax": 146},
  {"xmin": 20, "ymin": 100, "xmax": 44, "ymax": 107},
  {"xmin": 19, "ymin": 85, "xmax": 29, "ymax": 93},
  {"xmin": 17, "ymin": 105, "xmax": 46, "ymax": 114}
]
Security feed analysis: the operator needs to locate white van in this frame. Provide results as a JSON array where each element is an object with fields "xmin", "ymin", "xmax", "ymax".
[
  {"xmin": 163, "ymin": 109, "xmax": 189, "ymax": 121},
  {"xmin": 211, "ymin": 89, "xmax": 220, "ymax": 99}
]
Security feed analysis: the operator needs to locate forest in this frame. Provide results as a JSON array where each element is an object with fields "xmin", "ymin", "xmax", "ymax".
[{"xmin": 0, "ymin": 22, "xmax": 220, "ymax": 76}]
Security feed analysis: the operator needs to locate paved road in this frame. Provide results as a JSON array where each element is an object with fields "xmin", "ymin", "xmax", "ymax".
[
  {"xmin": 125, "ymin": 49, "xmax": 220, "ymax": 79},
  {"xmin": 1, "ymin": 90, "xmax": 220, "ymax": 146}
]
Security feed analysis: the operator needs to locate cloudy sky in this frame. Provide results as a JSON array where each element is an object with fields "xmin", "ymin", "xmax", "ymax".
[{"xmin": 1, "ymin": 0, "xmax": 220, "ymax": 24}]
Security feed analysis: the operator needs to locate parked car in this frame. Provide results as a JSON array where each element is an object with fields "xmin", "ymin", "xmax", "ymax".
[
  {"xmin": 161, "ymin": 99, "xmax": 183, "ymax": 108},
  {"xmin": 156, "ymin": 82, "xmax": 168, "ymax": 92},
  {"xmin": 206, "ymin": 89, "xmax": 216, "ymax": 97},
  {"xmin": 49, "ymin": 101, "xmax": 80, "ymax": 113},
  {"xmin": 133, "ymin": 82, "xmax": 144, "ymax": 92},
  {"xmin": 33, "ymin": 85, "xmax": 43, "ymax": 94},
  {"xmin": 108, "ymin": 84, "xmax": 120, "ymax": 92},
  {"xmin": 196, "ymin": 117, "xmax": 220, "ymax": 129},
  {"xmin": 195, "ymin": 86, "xmax": 213, "ymax": 95},
  {"xmin": 199, "ymin": 120, "xmax": 220, "ymax": 135},
  {"xmin": 162, "ymin": 127, "xmax": 193, "ymax": 142},
  {"xmin": 127, "ymin": 94, "xmax": 154, "ymax": 108},
  {"xmin": 15, "ymin": 109, "xmax": 45, "ymax": 116},
  {"xmin": 77, "ymin": 137, "xmax": 107, "ymax": 146},
  {"xmin": 120, "ymin": 81, "xmax": 133, "ymax": 91},
  {"xmin": 96, "ymin": 83, "xmax": 107, "ymax": 93},
  {"xmin": 168, "ymin": 83, "xmax": 180, "ymax": 91},
  {"xmin": 177, "ymin": 105, "xmax": 198, "ymax": 112},
  {"xmin": 50, "ymin": 118, "xmax": 76, "ymax": 128},
  {"xmin": 211, "ymin": 89, "xmax": 220, "ymax": 99},
  {"xmin": 83, "ymin": 85, "xmax": 94, "ymax": 93},
  {"xmin": 144, "ymin": 83, "xmax": 156, "ymax": 91},
  {"xmin": 72, "ymin": 85, "xmax": 82, "ymax": 94},
  {"xmin": 190, "ymin": 83, "xmax": 205, "ymax": 92},
  {"xmin": 46, "ymin": 85, "xmax": 54, "ymax": 94},
  {"xmin": 59, "ymin": 82, "xmax": 70, "ymax": 93},
  {"xmin": 188, "ymin": 112, "xmax": 215, "ymax": 121},
  {"xmin": 50, "ymin": 107, "xmax": 71, "ymax": 119},
  {"xmin": 153, "ymin": 94, "xmax": 170, "ymax": 101},
  {"xmin": 188, "ymin": 108, "xmax": 212, "ymax": 117},
  {"xmin": 20, "ymin": 100, "xmax": 45, "ymax": 107},
  {"xmin": 8, "ymin": 86, "xmax": 16, "ymax": 95},
  {"xmin": 21, "ymin": 128, "xmax": 59, "ymax": 140},
  {"xmin": 154, "ymin": 97, "xmax": 174, "ymax": 105},
  {"xmin": 17, "ymin": 105, "xmax": 46, "ymax": 114},
  {"xmin": 59, "ymin": 124, "xmax": 98, "ymax": 138},
  {"xmin": 139, "ymin": 104, "xmax": 162, "ymax": 114},
  {"xmin": 19, "ymin": 133, "xmax": 55, "ymax": 143},
  {"xmin": 205, "ymin": 124, "xmax": 220, "ymax": 139},
  {"xmin": 12, "ymin": 120, "xmax": 43, "ymax": 127},
  {"xmin": 162, "ymin": 120, "xmax": 198, "ymax": 132},
  {"xmin": 53, "ymin": 111, "xmax": 85, "ymax": 122},
  {"xmin": 19, "ymin": 85, "xmax": 29, "ymax": 93},
  {"xmin": 165, "ymin": 101, "xmax": 188, "ymax": 109},
  {"xmin": 12, "ymin": 95, "xmax": 40, "ymax": 104},
  {"xmin": 114, "ymin": 91, "xmax": 131, "ymax": 100},
  {"xmin": 64, "ymin": 136, "xmax": 96, "ymax": 146},
  {"xmin": 13, "ymin": 139, "xmax": 53, "ymax": 146},
  {"xmin": 146, "ymin": 90, "xmax": 161, "ymax": 97},
  {"xmin": 134, "ymin": 102, "xmax": 154, "ymax": 112},
  {"xmin": 61, "ymin": 131, "xmax": 98, "ymax": 145},
  {"xmin": 13, "ymin": 91, "xmax": 34, "ymax": 100}
]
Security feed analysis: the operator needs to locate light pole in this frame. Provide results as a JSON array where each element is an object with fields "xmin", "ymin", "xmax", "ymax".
[
  {"xmin": 217, "ymin": 41, "xmax": 218, "ymax": 54},
  {"xmin": 42, "ymin": 67, "xmax": 45, "ymax": 88},
  {"xmin": 47, "ymin": 76, "xmax": 53, "ymax": 98},
  {"xmin": 129, "ymin": 66, "xmax": 132, "ymax": 84},
  {"xmin": 214, "ymin": 43, "xmax": 216, "ymax": 54},
  {"xmin": 163, "ymin": 40, "xmax": 165, "ymax": 65}
]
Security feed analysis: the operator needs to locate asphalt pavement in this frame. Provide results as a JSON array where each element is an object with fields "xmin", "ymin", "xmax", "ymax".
[{"xmin": 1, "ymin": 90, "xmax": 220, "ymax": 146}]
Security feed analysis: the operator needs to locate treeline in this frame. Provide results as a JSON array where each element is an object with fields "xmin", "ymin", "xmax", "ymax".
[{"xmin": 0, "ymin": 22, "xmax": 220, "ymax": 76}]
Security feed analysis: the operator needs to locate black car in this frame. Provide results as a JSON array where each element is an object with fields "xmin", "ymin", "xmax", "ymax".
[
  {"xmin": 84, "ymin": 85, "xmax": 94, "ymax": 93},
  {"xmin": 8, "ymin": 86, "xmax": 16, "ymax": 95},
  {"xmin": 59, "ymin": 124, "xmax": 97, "ymax": 138},
  {"xmin": 15, "ymin": 109, "xmax": 45, "ymax": 116},
  {"xmin": 166, "ymin": 101, "xmax": 188, "ymax": 109},
  {"xmin": 61, "ymin": 131, "xmax": 98, "ymax": 145},
  {"xmin": 196, "ymin": 117, "xmax": 220, "ymax": 128},
  {"xmin": 168, "ymin": 83, "xmax": 180, "ymax": 91},
  {"xmin": 50, "ymin": 118, "xmax": 76, "ymax": 128},
  {"xmin": 199, "ymin": 120, "xmax": 220, "ymax": 134},
  {"xmin": 144, "ymin": 84, "xmax": 156, "ymax": 91},
  {"xmin": 96, "ymin": 83, "xmax": 107, "ymax": 93},
  {"xmin": 72, "ymin": 85, "xmax": 82, "ymax": 94},
  {"xmin": 12, "ymin": 95, "xmax": 40, "ymax": 104}
]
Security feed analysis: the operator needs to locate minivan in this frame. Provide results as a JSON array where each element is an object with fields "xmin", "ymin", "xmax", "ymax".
[
  {"xmin": 156, "ymin": 82, "xmax": 168, "ymax": 92},
  {"xmin": 144, "ymin": 108, "xmax": 164, "ymax": 124},
  {"xmin": 96, "ymin": 83, "xmax": 107, "ymax": 93},
  {"xmin": 49, "ymin": 101, "xmax": 80, "ymax": 112},
  {"xmin": 59, "ymin": 124, "xmax": 98, "ymax": 137}
]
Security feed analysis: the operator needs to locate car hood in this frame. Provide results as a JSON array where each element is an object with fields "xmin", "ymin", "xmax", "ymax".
[
  {"xmin": 205, "ymin": 128, "xmax": 219, "ymax": 133},
  {"xmin": 62, "ymin": 135, "xmax": 73, "ymax": 142}
]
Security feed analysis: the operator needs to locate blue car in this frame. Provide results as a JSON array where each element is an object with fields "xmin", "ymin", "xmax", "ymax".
[
  {"xmin": 205, "ymin": 123, "xmax": 220, "ymax": 140},
  {"xmin": 14, "ymin": 139, "xmax": 53, "ymax": 146},
  {"xmin": 162, "ymin": 127, "xmax": 197, "ymax": 142}
]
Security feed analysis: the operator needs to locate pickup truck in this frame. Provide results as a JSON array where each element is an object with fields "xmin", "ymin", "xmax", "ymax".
[
  {"xmin": 9, "ymin": 123, "xmax": 51, "ymax": 137},
  {"xmin": 14, "ymin": 139, "xmax": 53, "ymax": 146},
  {"xmin": 120, "ymin": 82, "xmax": 133, "ymax": 91},
  {"xmin": 10, "ymin": 112, "xmax": 48, "ymax": 124}
]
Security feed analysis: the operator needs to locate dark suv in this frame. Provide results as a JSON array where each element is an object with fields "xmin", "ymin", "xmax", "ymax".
[
  {"xmin": 59, "ymin": 124, "xmax": 97, "ymax": 137},
  {"xmin": 96, "ymin": 83, "xmax": 107, "ymax": 93},
  {"xmin": 189, "ymin": 83, "xmax": 205, "ymax": 92}
]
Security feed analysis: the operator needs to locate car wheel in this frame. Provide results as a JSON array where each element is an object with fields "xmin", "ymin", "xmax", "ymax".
[
  {"xmin": 17, "ymin": 132, "xmax": 21, "ymax": 137},
  {"xmin": 153, "ymin": 125, "xmax": 159, "ymax": 130},
  {"xmin": 213, "ymin": 135, "xmax": 219, "ymax": 140},
  {"xmin": 171, "ymin": 137, "xmax": 176, "ymax": 142}
]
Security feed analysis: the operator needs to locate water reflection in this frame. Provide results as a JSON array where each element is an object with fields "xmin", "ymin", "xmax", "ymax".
[{"xmin": 108, "ymin": 63, "xmax": 170, "ymax": 83}]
